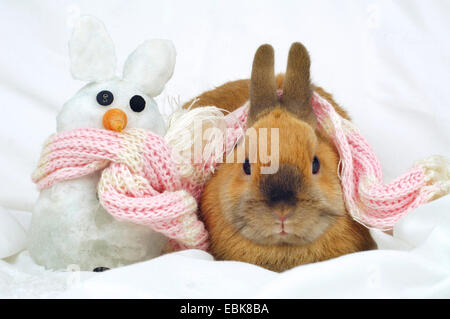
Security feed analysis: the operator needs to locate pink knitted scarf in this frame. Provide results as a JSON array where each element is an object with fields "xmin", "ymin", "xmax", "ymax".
[
  {"xmin": 33, "ymin": 93, "xmax": 449, "ymax": 252},
  {"xmin": 310, "ymin": 92, "xmax": 449, "ymax": 229},
  {"xmin": 32, "ymin": 107, "xmax": 246, "ymax": 251}
]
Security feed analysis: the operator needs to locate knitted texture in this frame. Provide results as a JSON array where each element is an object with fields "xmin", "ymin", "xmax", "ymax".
[
  {"xmin": 32, "ymin": 107, "xmax": 246, "ymax": 251},
  {"xmin": 311, "ymin": 92, "xmax": 450, "ymax": 229}
]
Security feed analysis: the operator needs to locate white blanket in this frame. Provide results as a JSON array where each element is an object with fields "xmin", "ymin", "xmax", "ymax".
[{"xmin": 0, "ymin": 0, "xmax": 449, "ymax": 298}]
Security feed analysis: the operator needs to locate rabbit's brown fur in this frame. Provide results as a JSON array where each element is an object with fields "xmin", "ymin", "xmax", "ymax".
[
  {"xmin": 184, "ymin": 43, "xmax": 376, "ymax": 272},
  {"xmin": 185, "ymin": 79, "xmax": 349, "ymax": 120}
]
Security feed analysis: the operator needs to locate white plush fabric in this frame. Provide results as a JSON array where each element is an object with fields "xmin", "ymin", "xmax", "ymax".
[
  {"xmin": 69, "ymin": 16, "xmax": 116, "ymax": 81},
  {"xmin": 123, "ymin": 39, "xmax": 176, "ymax": 97},
  {"xmin": 0, "ymin": 0, "xmax": 449, "ymax": 298},
  {"xmin": 0, "ymin": 207, "xmax": 26, "ymax": 259}
]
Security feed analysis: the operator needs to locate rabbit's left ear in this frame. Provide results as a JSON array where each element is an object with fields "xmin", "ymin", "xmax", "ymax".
[
  {"xmin": 123, "ymin": 39, "xmax": 176, "ymax": 97},
  {"xmin": 69, "ymin": 16, "xmax": 116, "ymax": 81}
]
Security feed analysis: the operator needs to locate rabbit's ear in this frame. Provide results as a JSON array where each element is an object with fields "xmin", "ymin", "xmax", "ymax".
[
  {"xmin": 122, "ymin": 39, "xmax": 176, "ymax": 97},
  {"xmin": 282, "ymin": 42, "xmax": 314, "ymax": 125},
  {"xmin": 69, "ymin": 16, "xmax": 116, "ymax": 81},
  {"xmin": 248, "ymin": 44, "xmax": 278, "ymax": 127}
]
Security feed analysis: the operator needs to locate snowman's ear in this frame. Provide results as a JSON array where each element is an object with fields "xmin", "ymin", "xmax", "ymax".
[
  {"xmin": 69, "ymin": 16, "xmax": 116, "ymax": 81},
  {"xmin": 122, "ymin": 39, "xmax": 176, "ymax": 97}
]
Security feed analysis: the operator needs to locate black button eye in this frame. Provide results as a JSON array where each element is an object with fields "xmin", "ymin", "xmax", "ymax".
[
  {"xmin": 243, "ymin": 158, "xmax": 251, "ymax": 175},
  {"xmin": 312, "ymin": 156, "xmax": 320, "ymax": 174},
  {"xmin": 130, "ymin": 95, "xmax": 146, "ymax": 112},
  {"xmin": 96, "ymin": 90, "xmax": 114, "ymax": 106}
]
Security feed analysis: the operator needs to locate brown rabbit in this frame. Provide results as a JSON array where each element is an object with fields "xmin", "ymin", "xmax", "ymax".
[{"xmin": 185, "ymin": 43, "xmax": 376, "ymax": 272}]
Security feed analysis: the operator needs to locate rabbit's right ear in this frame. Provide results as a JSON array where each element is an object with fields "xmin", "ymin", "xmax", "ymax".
[
  {"xmin": 69, "ymin": 16, "xmax": 116, "ymax": 82},
  {"xmin": 248, "ymin": 44, "xmax": 278, "ymax": 127}
]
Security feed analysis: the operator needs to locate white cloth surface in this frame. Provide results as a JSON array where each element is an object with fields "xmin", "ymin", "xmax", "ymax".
[
  {"xmin": 0, "ymin": 0, "xmax": 449, "ymax": 298},
  {"xmin": 0, "ymin": 207, "xmax": 27, "ymax": 259}
]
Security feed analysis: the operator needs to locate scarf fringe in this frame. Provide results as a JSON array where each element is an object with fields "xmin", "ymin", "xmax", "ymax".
[{"xmin": 165, "ymin": 105, "xmax": 229, "ymax": 179}]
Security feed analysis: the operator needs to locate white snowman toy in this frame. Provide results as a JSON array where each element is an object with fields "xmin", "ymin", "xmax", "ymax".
[{"xmin": 27, "ymin": 16, "xmax": 176, "ymax": 271}]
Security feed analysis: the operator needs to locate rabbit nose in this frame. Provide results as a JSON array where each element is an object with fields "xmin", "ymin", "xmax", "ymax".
[
  {"xmin": 271, "ymin": 210, "xmax": 293, "ymax": 222},
  {"xmin": 260, "ymin": 164, "xmax": 301, "ymax": 205},
  {"xmin": 103, "ymin": 108, "xmax": 127, "ymax": 132}
]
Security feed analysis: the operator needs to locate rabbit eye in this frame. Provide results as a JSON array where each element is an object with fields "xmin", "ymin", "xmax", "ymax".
[
  {"xmin": 243, "ymin": 158, "xmax": 251, "ymax": 175},
  {"xmin": 130, "ymin": 95, "xmax": 146, "ymax": 112},
  {"xmin": 96, "ymin": 90, "xmax": 114, "ymax": 106},
  {"xmin": 312, "ymin": 156, "xmax": 320, "ymax": 174}
]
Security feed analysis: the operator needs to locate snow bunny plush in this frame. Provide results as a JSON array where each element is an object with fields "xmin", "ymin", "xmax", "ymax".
[{"xmin": 28, "ymin": 16, "xmax": 177, "ymax": 270}]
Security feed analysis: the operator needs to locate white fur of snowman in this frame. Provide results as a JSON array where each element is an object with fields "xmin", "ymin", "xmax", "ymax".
[{"xmin": 27, "ymin": 16, "xmax": 175, "ymax": 271}]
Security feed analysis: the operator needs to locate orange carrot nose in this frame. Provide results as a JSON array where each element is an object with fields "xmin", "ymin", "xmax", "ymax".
[{"xmin": 103, "ymin": 108, "xmax": 127, "ymax": 132}]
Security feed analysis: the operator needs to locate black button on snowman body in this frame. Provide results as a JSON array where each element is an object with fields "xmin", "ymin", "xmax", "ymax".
[{"xmin": 93, "ymin": 266, "xmax": 110, "ymax": 272}]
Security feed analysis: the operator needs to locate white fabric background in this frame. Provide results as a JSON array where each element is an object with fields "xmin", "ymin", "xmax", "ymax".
[{"xmin": 0, "ymin": 0, "xmax": 449, "ymax": 298}]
